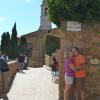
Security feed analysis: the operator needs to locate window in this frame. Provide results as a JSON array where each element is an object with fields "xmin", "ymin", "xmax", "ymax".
[{"xmin": 44, "ymin": 7, "xmax": 48, "ymax": 16}]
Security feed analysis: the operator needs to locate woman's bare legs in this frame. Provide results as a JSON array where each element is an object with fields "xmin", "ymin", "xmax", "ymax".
[{"xmin": 64, "ymin": 85, "xmax": 72, "ymax": 100}]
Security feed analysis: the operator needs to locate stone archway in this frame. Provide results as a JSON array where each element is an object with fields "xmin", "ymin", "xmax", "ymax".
[
  {"xmin": 45, "ymin": 35, "xmax": 60, "ymax": 56},
  {"xmin": 45, "ymin": 34, "xmax": 60, "ymax": 66},
  {"xmin": 46, "ymin": 28, "xmax": 68, "ymax": 99}
]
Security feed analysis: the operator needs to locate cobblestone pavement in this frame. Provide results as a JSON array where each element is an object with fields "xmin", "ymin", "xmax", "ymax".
[{"xmin": 7, "ymin": 66, "xmax": 58, "ymax": 100}]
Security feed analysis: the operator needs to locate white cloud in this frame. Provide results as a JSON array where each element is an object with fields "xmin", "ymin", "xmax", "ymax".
[
  {"xmin": 0, "ymin": 16, "xmax": 5, "ymax": 23},
  {"xmin": 25, "ymin": 0, "xmax": 31, "ymax": 2}
]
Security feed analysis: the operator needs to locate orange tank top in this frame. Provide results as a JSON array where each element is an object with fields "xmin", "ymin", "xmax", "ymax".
[{"xmin": 74, "ymin": 54, "xmax": 86, "ymax": 78}]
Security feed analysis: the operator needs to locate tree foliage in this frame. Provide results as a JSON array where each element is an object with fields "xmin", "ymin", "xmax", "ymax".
[
  {"xmin": 10, "ymin": 22, "xmax": 18, "ymax": 58},
  {"xmin": 11, "ymin": 22, "xmax": 18, "ymax": 42},
  {"xmin": 1, "ymin": 32, "xmax": 10, "ymax": 55},
  {"xmin": 1, "ymin": 32, "xmax": 6, "ymax": 53},
  {"xmin": 47, "ymin": 0, "xmax": 100, "ymax": 26},
  {"xmin": 0, "ymin": 22, "xmax": 22, "ymax": 58},
  {"xmin": 45, "ymin": 36, "xmax": 60, "ymax": 56}
]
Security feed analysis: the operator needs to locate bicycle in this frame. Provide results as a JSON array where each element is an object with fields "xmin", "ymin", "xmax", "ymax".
[{"xmin": 52, "ymin": 71, "xmax": 59, "ymax": 83}]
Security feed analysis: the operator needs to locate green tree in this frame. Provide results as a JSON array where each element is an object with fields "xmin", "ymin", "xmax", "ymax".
[
  {"xmin": 18, "ymin": 36, "xmax": 27, "ymax": 55},
  {"xmin": 1, "ymin": 32, "xmax": 10, "ymax": 54},
  {"xmin": 10, "ymin": 22, "xmax": 18, "ymax": 58},
  {"xmin": 6, "ymin": 32, "xmax": 10, "ymax": 55},
  {"xmin": 47, "ymin": 0, "xmax": 100, "ymax": 26},
  {"xmin": 45, "ymin": 36, "xmax": 60, "ymax": 56},
  {"xmin": 1, "ymin": 32, "xmax": 6, "ymax": 53}
]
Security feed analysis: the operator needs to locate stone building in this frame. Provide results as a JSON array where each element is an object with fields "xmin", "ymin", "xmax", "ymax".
[
  {"xmin": 22, "ymin": 0, "xmax": 100, "ymax": 99},
  {"xmin": 23, "ymin": 0, "xmax": 52, "ymax": 67},
  {"xmin": 46, "ymin": 22, "xmax": 100, "ymax": 100}
]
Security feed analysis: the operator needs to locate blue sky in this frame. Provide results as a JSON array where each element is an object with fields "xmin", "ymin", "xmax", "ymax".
[{"xmin": 0, "ymin": 0, "xmax": 43, "ymax": 41}]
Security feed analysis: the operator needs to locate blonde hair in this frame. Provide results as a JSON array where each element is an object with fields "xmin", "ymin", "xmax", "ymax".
[
  {"xmin": 64, "ymin": 48, "xmax": 68, "ymax": 58},
  {"xmin": 64, "ymin": 48, "xmax": 72, "ymax": 58}
]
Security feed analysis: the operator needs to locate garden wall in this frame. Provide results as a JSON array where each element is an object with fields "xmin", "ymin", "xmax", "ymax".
[{"xmin": 0, "ymin": 61, "xmax": 18, "ymax": 95}]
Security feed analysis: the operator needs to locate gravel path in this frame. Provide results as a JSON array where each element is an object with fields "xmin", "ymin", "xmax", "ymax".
[{"xmin": 7, "ymin": 66, "xmax": 58, "ymax": 100}]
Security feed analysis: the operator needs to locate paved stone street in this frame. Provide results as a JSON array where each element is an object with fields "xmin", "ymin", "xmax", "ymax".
[{"xmin": 7, "ymin": 66, "xmax": 58, "ymax": 100}]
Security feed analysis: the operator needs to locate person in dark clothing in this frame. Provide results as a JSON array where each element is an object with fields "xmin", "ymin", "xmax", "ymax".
[
  {"xmin": 0, "ymin": 55, "xmax": 9, "ymax": 100},
  {"xmin": 0, "ymin": 58, "xmax": 9, "ymax": 72},
  {"xmin": 3, "ymin": 53, "xmax": 9, "ymax": 62},
  {"xmin": 17, "ymin": 53, "xmax": 25, "ymax": 73},
  {"xmin": 51, "ymin": 55, "xmax": 59, "ymax": 74}
]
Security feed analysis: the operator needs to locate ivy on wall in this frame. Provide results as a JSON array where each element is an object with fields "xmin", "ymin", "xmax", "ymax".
[{"xmin": 45, "ymin": 35, "xmax": 60, "ymax": 56}]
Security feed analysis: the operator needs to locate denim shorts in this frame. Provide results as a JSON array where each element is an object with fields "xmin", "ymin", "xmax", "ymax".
[{"xmin": 65, "ymin": 75, "xmax": 74, "ymax": 85}]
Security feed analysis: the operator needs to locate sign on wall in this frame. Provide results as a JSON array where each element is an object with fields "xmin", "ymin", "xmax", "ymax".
[{"xmin": 67, "ymin": 21, "xmax": 81, "ymax": 32}]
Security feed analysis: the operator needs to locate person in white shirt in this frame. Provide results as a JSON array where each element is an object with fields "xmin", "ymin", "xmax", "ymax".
[{"xmin": 24, "ymin": 55, "xmax": 29, "ymax": 70}]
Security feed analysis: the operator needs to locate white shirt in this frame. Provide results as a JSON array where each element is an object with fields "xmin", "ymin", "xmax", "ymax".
[{"xmin": 24, "ymin": 57, "xmax": 27, "ymax": 63}]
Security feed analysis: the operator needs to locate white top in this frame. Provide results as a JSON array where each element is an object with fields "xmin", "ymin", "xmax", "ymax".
[
  {"xmin": 0, "ymin": 55, "xmax": 5, "ymax": 60},
  {"xmin": 24, "ymin": 57, "xmax": 27, "ymax": 63}
]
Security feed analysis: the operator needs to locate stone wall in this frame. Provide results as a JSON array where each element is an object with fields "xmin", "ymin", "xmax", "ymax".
[
  {"xmin": 24, "ymin": 31, "xmax": 46, "ymax": 67},
  {"xmin": 0, "ymin": 61, "xmax": 18, "ymax": 95},
  {"xmin": 45, "ymin": 55, "xmax": 51, "ymax": 66},
  {"xmin": 60, "ymin": 24, "xmax": 100, "ymax": 100},
  {"xmin": 47, "ymin": 24, "xmax": 100, "ymax": 100},
  {"xmin": 85, "ymin": 57, "xmax": 100, "ymax": 100}
]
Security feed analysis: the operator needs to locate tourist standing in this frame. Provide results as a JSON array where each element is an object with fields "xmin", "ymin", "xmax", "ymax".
[
  {"xmin": 0, "ymin": 52, "xmax": 9, "ymax": 99},
  {"xmin": 64, "ymin": 50, "xmax": 76, "ymax": 100},
  {"xmin": 51, "ymin": 54, "xmax": 58, "ymax": 74},
  {"xmin": 0, "ymin": 53, "xmax": 5, "ymax": 61},
  {"xmin": 3, "ymin": 54, "xmax": 9, "ymax": 62},
  {"xmin": 72, "ymin": 47, "xmax": 87, "ymax": 100},
  {"xmin": 24, "ymin": 55, "xmax": 29, "ymax": 70},
  {"xmin": 17, "ymin": 53, "xmax": 25, "ymax": 73}
]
